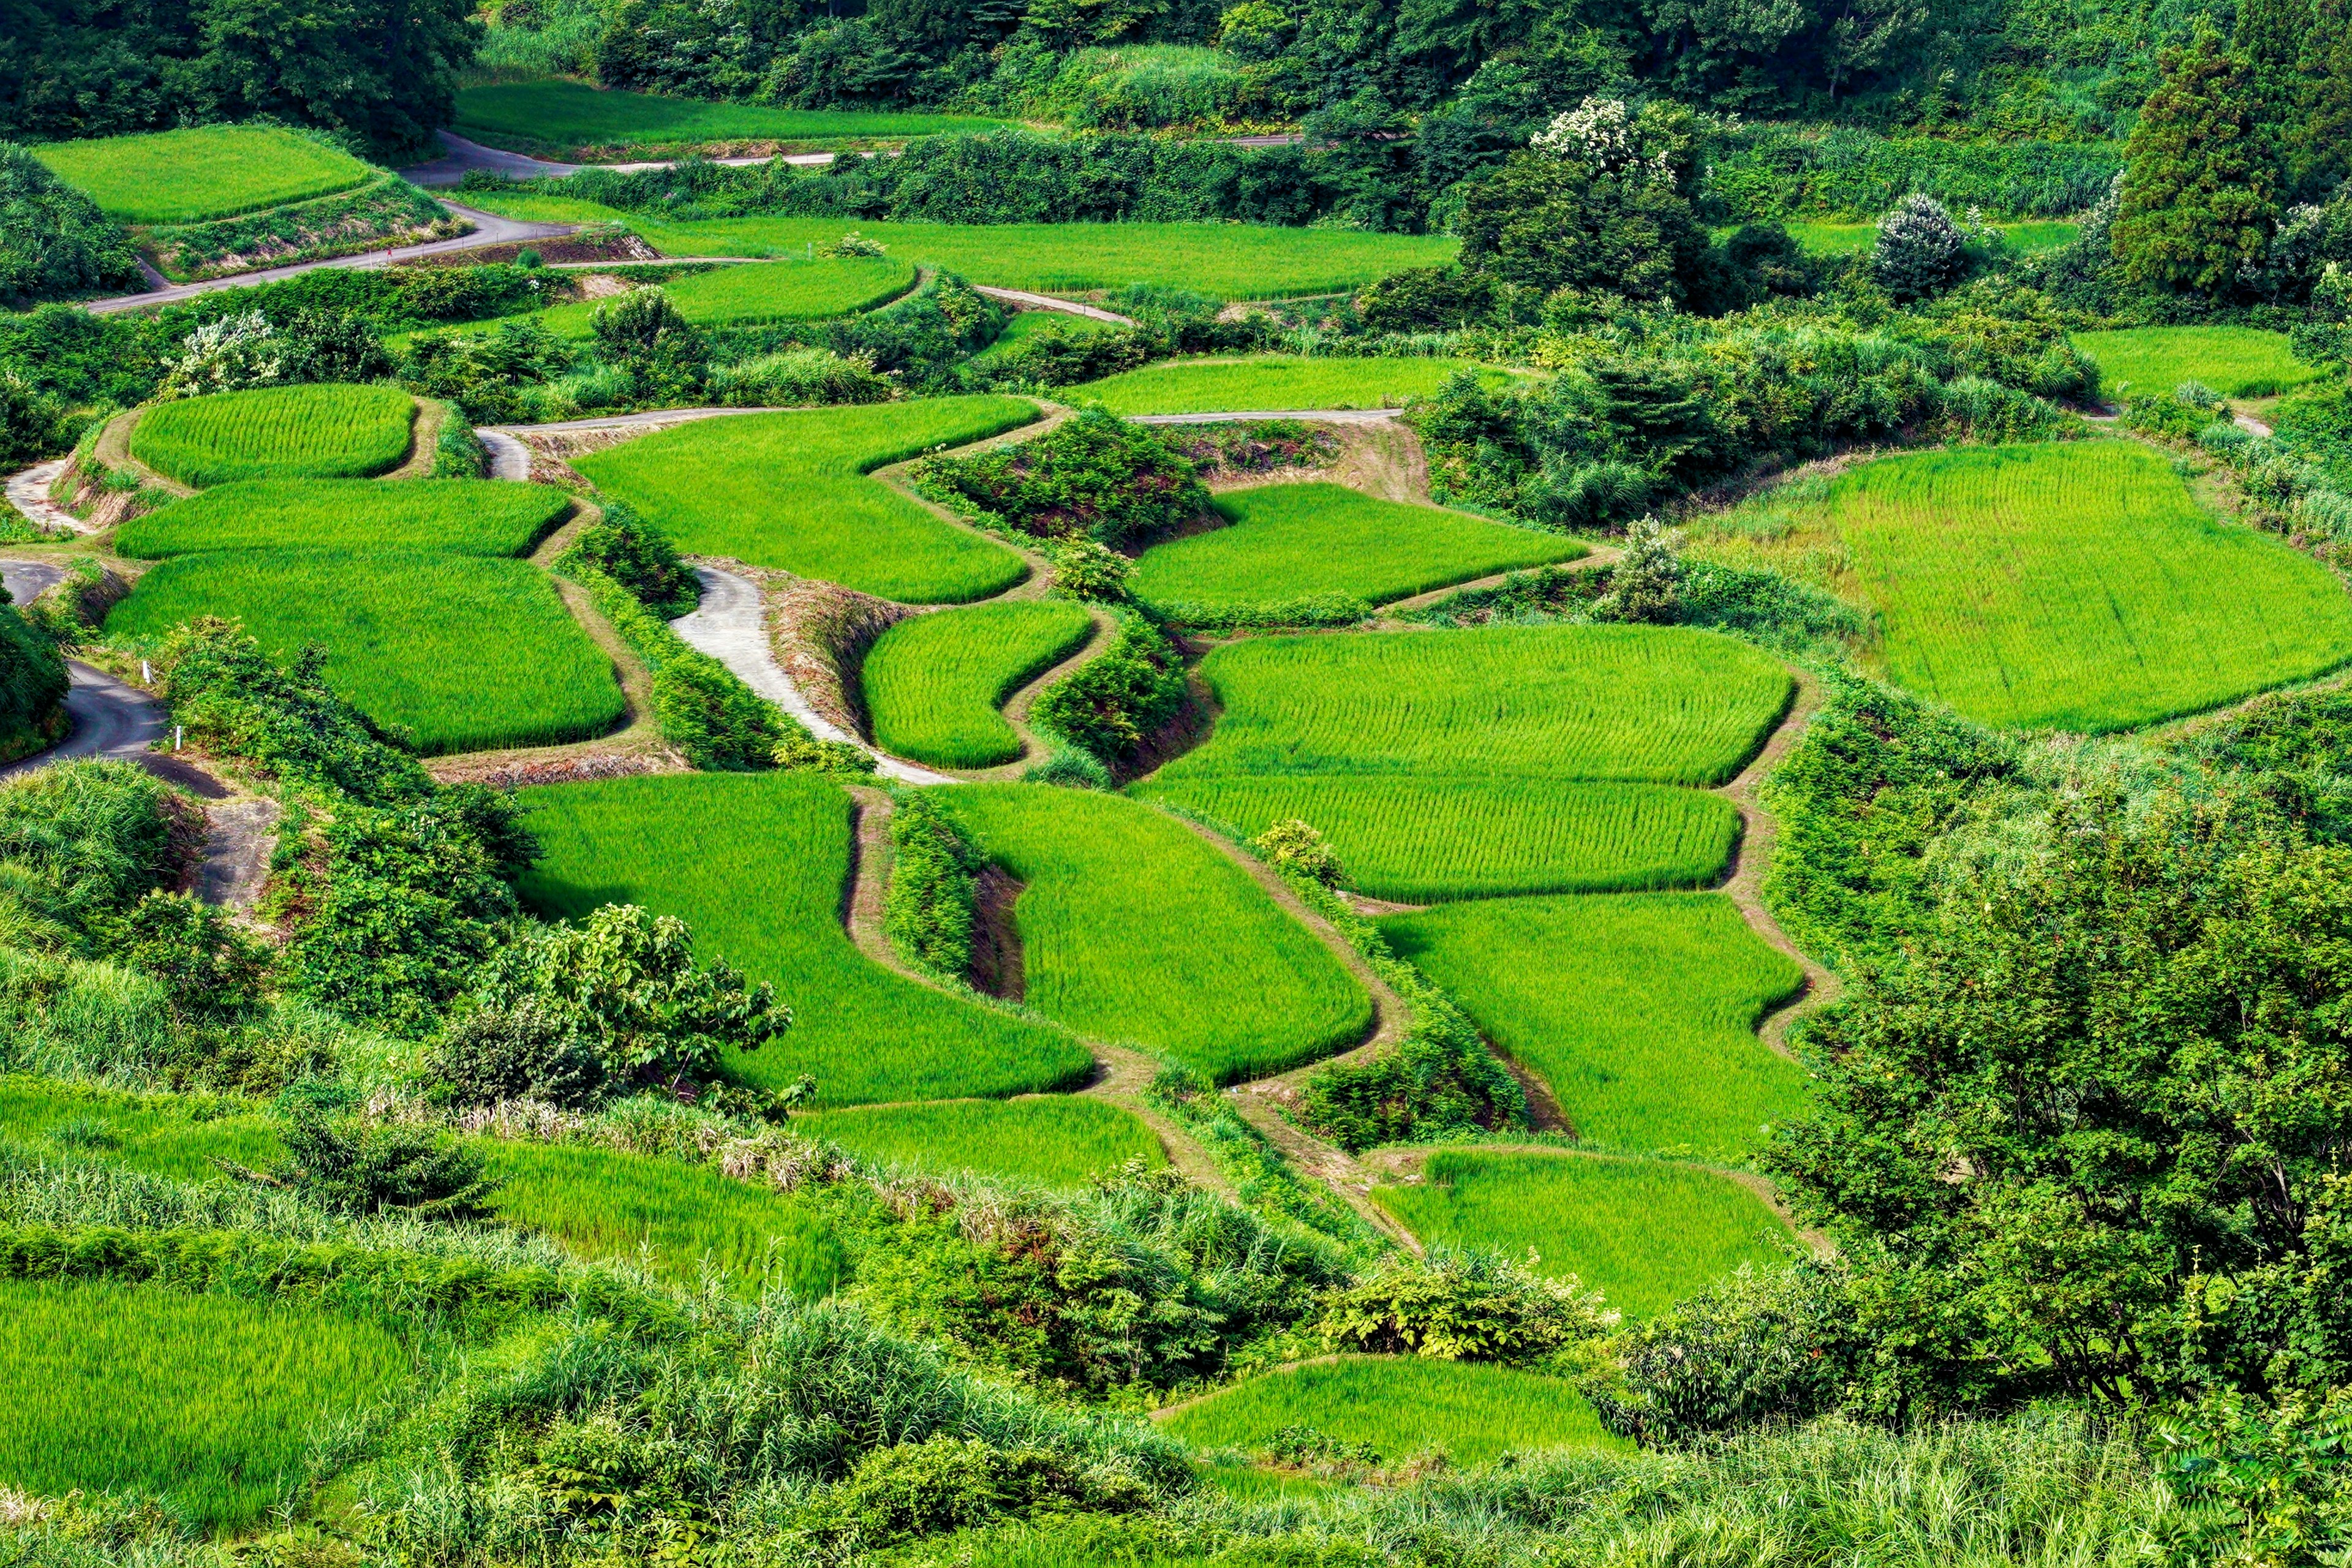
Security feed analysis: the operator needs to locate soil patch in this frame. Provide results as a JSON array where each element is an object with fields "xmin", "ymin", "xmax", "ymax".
[
  {"xmin": 968, "ymin": 865, "xmax": 1027, "ymax": 1002},
  {"xmin": 409, "ymin": 232, "xmax": 660, "ymax": 268}
]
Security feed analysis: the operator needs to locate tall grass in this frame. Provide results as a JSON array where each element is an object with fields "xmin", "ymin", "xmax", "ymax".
[
  {"xmin": 803, "ymin": 1097, "xmax": 1164, "ymax": 1188},
  {"xmin": 517, "ymin": 772, "xmax": 1093, "ymax": 1104},
  {"xmin": 1821, "ymin": 441, "xmax": 2352, "ymax": 730},
  {"xmin": 453, "ymin": 80, "xmax": 1015, "ymax": 156},
  {"xmin": 1164, "ymin": 1355, "xmax": 1625, "ymax": 1468},
  {"xmin": 1159, "ymin": 625, "xmax": 1794, "ymax": 786},
  {"xmin": 1379, "ymin": 894, "xmax": 1806, "ymax": 1159},
  {"xmin": 932, "ymin": 785, "xmax": 1372, "ymax": 1082},
  {"xmin": 862, "ymin": 601, "xmax": 1093, "ymax": 767},
  {"xmin": 130, "ymin": 384, "xmax": 416, "ymax": 487},
  {"xmin": 117, "ymin": 478, "xmax": 570, "ymax": 559},
  {"xmin": 574, "ymin": 399, "xmax": 1039, "ymax": 603},
  {"xmin": 2072, "ymin": 325, "xmax": 2321, "ymax": 399},
  {"xmin": 31, "ymin": 126, "xmax": 377, "ymax": 224},
  {"xmin": 0, "ymin": 1277, "xmax": 409, "ymax": 1531},
  {"xmin": 1136, "ymin": 776, "xmax": 1739, "ymax": 903},
  {"xmin": 1075, "ymin": 357, "xmax": 1506, "ymax": 416},
  {"xmin": 0, "ymin": 1077, "xmax": 279, "ymax": 1181},
  {"xmin": 108, "ymin": 549, "xmax": 626, "ymax": 755},
  {"xmin": 1371, "ymin": 1150, "xmax": 1791, "ymax": 1319},
  {"xmin": 1131, "ymin": 481, "xmax": 1585, "ymax": 621}
]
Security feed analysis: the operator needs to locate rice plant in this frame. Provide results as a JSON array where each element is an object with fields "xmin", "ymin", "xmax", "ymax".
[
  {"xmin": 453, "ymin": 80, "xmax": 1015, "ymax": 157},
  {"xmin": 930, "ymin": 785, "xmax": 1372, "ymax": 1082},
  {"xmin": 517, "ymin": 772, "xmax": 1093, "ymax": 1104},
  {"xmin": 862, "ymin": 601, "xmax": 1095, "ymax": 767},
  {"xmin": 522, "ymin": 257, "xmax": 918, "ymax": 336},
  {"xmin": 1379, "ymin": 894, "xmax": 1807, "ymax": 1159},
  {"xmin": 1371, "ymin": 1150, "xmax": 1792, "ymax": 1319},
  {"xmin": 1135, "ymin": 776, "xmax": 1739, "ymax": 902},
  {"xmin": 30, "ymin": 125, "xmax": 377, "ymax": 223},
  {"xmin": 130, "ymin": 383, "xmax": 417, "ymax": 487},
  {"xmin": 2073, "ymin": 325, "xmax": 2321, "ymax": 399},
  {"xmin": 0, "ymin": 1076, "xmax": 279, "ymax": 1180},
  {"xmin": 108, "ymin": 549, "xmax": 626, "ymax": 755},
  {"xmin": 1074, "ymin": 356, "xmax": 1509, "ymax": 417},
  {"xmin": 803, "ymin": 1097, "xmax": 1164, "ymax": 1188},
  {"xmin": 1158, "ymin": 624, "xmax": 1794, "ymax": 786},
  {"xmin": 574, "ymin": 399, "xmax": 1041, "ymax": 603},
  {"xmin": 1826, "ymin": 440, "xmax": 2352, "ymax": 730},
  {"xmin": 0, "ymin": 1277, "xmax": 409, "ymax": 1530},
  {"xmin": 117, "ymin": 478, "xmax": 570, "ymax": 559},
  {"xmin": 1162, "ymin": 1355, "xmax": 1625, "ymax": 1468},
  {"xmin": 1131, "ymin": 482, "xmax": 1585, "ymax": 619}
]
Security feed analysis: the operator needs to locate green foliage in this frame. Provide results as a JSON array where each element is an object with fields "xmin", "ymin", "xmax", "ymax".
[
  {"xmin": 129, "ymin": 382, "xmax": 415, "ymax": 487},
  {"xmin": 916, "ymin": 407, "xmax": 1207, "ymax": 549},
  {"xmin": 1318, "ymin": 1249, "xmax": 1618, "ymax": 1363},
  {"xmin": 2155, "ymin": 1388, "xmax": 2352, "ymax": 1568},
  {"xmin": 116, "ymin": 478, "xmax": 569, "ymax": 560},
  {"xmin": 804, "ymin": 1434, "xmax": 1148, "ymax": 1553},
  {"xmin": 1871, "ymin": 193, "xmax": 1969, "ymax": 301},
  {"xmin": 452, "ymin": 80, "xmax": 1012, "ymax": 156},
  {"xmin": 116, "ymin": 891, "xmax": 270, "ymax": 1026},
  {"xmin": 863, "ymin": 600, "xmax": 1095, "ymax": 769},
  {"xmin": 886, "ymin": 791, "xmax": 980, "ymax": 981},
  {"xmin": 142, "ymin": 178, "xmax": 450, "ymax": 284},
  {"xmin": 1251, "ymin": 819, "xmax": 1344, "ymax": 888},
  {"xmin": 1705, "ymin": 127, "xmax": 2124, "ymax": 222},
  {"xmin": 1074, "ymin": 355, "xmax": 1494, "ymax": 417},
  {"xmin": 251, "ymin": 1098, "xmax": 500, "ymax": 1221},
  {"xmin": 1047, "ymin": 537, "xmax": 1132, "ymax": 601},
  {"xmin": 2113, "ymin": 23, "xmax": 2285, "ymax": 295},
  {"xmin": 470, "ymin": 903, "xmax": 788, "ymax": 1095},
  {"xmin": 0, "ymin": 142, "xmax": 142, "ymax": 309},
  {"xmin": 654, "ymin": 653, "xmax": 792, "ymax": 772},
  {"xmin": 1027, "ymin": 612, "xmax": 1187, "ymax": 771},
  {"xmin": 0, "ymin": 597, "xmax": 69, "ymax": 764},
  {"xmin": 0, "ymin": 761, "xmax": 180, "ymax": 951},
  {"xmin": 589, "ymin": 287, "xmax": 710, "ymax": 401},
  {"xmin": 567, "ymin": 500, "xmax": 697, "ymax": 619},
  {"xmin": 517, "ymin": 257, "xmax": 916, "ymax": 338}
]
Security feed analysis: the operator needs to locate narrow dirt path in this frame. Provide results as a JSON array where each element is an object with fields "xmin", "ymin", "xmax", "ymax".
[
  {"xmin": 6, "ymin": 461, "xmax": 89, "ymax": 537},
  {"xmin": 973, "ymin": 287, "xmax": 1135, "ymax": 326},
  {"xmin": 840, "ymin": 785, "xmax": 1234, "ymax": 1195},
  {"xmin": 1131, "ymin": 409, "xmax": 1407, "ymax": 428},
  {"xmin": 1372, "ymin": 540, "xmax": 1624, "ymax": 619},
  {"xmin": 380, "ymin": 398, "xmax": 448, "ymax": 481},
  {"xmin": 197, "ymin": 797, "xmax": 282, "ymax": 913},
  {"xmin": 1710, "ymin": 668, "xmax": 1838, "ymax": 1058},
  {"xmin": 92, "ymin": 411, "xmax": 194, "ymax": 499},
  {"xmin": 1227, "ymin": 1093, "xmax": 1424, "ymax": 1254}
]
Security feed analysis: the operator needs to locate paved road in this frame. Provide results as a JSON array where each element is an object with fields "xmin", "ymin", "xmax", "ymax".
[
  {"xmin": 0, "ymin": 559, "xmax": 66, "ymax": 606},
  {"xmin": 0, "ymin": 660, "xmax": 167, "ymax": 778},
  {"xmin": 478, "ymin": 430, "xmax": 533, "ymax": 481},
  {"xmin": 81, "ymin": 202, "xmax": 581, "ymax": 314}
]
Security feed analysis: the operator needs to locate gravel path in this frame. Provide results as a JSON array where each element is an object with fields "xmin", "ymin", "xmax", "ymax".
[
  {"xmin": 80, "ymin": 202, "xmax": 580, "ymax": 315},
  {"xmin": 6, "ymin": 461, "xmax": 89, "ymax": 536},
  {"xmin": 197, "ymin": 798, "xmax": 282, "ymax": 911},
  {"xmin": 973, "ymin": 287, "xmax": 1135, "ymax": 325},
  {"xmin": 671, "ymin": 564, "xmax": 954, "ymax": 784}
]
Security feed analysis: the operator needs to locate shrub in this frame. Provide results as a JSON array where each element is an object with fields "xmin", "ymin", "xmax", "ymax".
[
  {"xmin": 1590, "ymin": 515, "xmax": 1684, "ymax": 622},
  {"xmin": 1047, "ymin": 537, "xmax": 1131, "ymax": 601},
  {"xmin": 886, "ymin": 792, "xmax": 979, "ymax": 981},
  {"xmin": 573, "ymin": 501, "xmax": 697, "ymax": 619},
  {"xmin": 1872, "ymin": 194, "xmax": 1969, "ymax": 301},
  {"xmin": 115, "ymin": 890, "xmax": 270, "ymax": 1025},
  {"xmin": 1318, "ymin": 1249, "xmax": 1617, "ymax": 1363},
  {"xmin": 430, "ymin": 999, "xmax": 605, "ymax": 1107},
  {"xmin": 0, "ymin": 594, "xmax": 69, "ymax": 757},
  {"xmin": 0, "ymin": 369, "xmax": 72, "ymax": 466},
  {"xmin": 801, "ymin": 1435, "xmax": 1140, "ymax": 1553},
  {"xmin": 0, "ymin": 143, "xmax": 141, "ymax": 308},
  {"xmin": 1028, "ymin": 614, "xmax": 1187, "ymax": 770},
  {"xmin": 590, "ymin": 288, "xmax": 708, "ymax": 398},
  {"xmin": 1357, "ymin": 265, "xmax": 1495, "ymax": 332},
  {"xmin": 916, "ymin": 409, "xmax": 1207, "ymax": 548},
  {"xmin": 706, "ymin": 346, "xmax": 892, "ymax": 407},
  {"xmin": 159, "ymin": 310, "xmax": 289, "ymax": 398},
  {"xmin": 243, "ymin": 1096, "xmax": 502, "ymax": 1221},
  {"xmin": 0, "ymin": 759, "xmax": 178, "ymax": 944},
  {"xmin": 1023, "ymin": 747, "xmax": 1113, "ymax": 789},
  {"xmin": 1252, "ymin": 819, "xmax": 1345, "ymax": 887}
]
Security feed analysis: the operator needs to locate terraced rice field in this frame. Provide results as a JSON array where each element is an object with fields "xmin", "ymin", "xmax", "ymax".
[
  {"xmin": 1371, "ymin": 1150, "xmax": 1791, "ymax": 1318},
  {"xmin": 518, "ymin": 773, "xmax": 1093, "ymax": 1104},
  {"xmin": 1162, "ymin": 1357, "xmax": 1624, "ymax": 1466},
  {"xmin": 931, "ymin": 785, "xmax": 1373, "ymax": 1082},
  {"xmin": 802, "ymin": 1097, "xmax": 1165, "ymax": 1188},
  {"xmin": 1379, "ymin": 895, "xmax": 1807, "ymax": 1159},
  {"xmin": 1826, "ymin": 441, "xmax": 2352, "ymax": 730},
  {"xmin": 461, "ymin": 195, "xmax": 1462, "ymax": 298},
  {"xmin": 573, "ymin": 399, "xmax": 1040, "ymax": 602},
  {"xmin": 970, "ymin": 311, "xmax": 1125, "ymax": 365},
  {"xmin": 1075, "ymin": 356, "xmax": 1503, "ymax": 416},
  {"xmin": 108, "ymin": 550, "xmax": 624, "ymax": 755},
  {"xmin": 116, "ymin": 479, "xmax": 570, "ymax": 559},
  {"xmin": 1136, "ymin": 776, "xmax": 1739, "ymax": 903},
  {"xmin": 454, "ymin": 80, "xmax": 1013, "ymax": 154},
  {"xmin": 1757, "ymin": 220, "xmax": 2078, "ymax": 256},
  {"xmin": 1131, "ymin": 483, "xmax": 1585, "ymax": 620},
  {"xmin": 484, "ymin": 1140, "xmax": 844, "ymax": 1296},
  {"xmin": 129, "ymin": 384, "xmax": 416, "ymax": 486},
  {"xmin": 862, "ymin": 601, "xmax": 1095, "ymax": 767},
  {"xmin": 0, "ymin": 1278, "xmax": 408, "ymax": 1529},
  {"xmin": 1160, "ymin": 625, "xmax": 1793, "ymax": 785},
  {"xmin": 2074, "ymin": 325, "xmax": 2320, "ymax": 399},
  {"xmin": 31, "ymin": 125, "xmax": 379, "ymax": 223},
  {"xmin": 0, "ymin": 1079, "xmax": 277, "ymax": 1179},
  {"xmin": 522, "ymin": 258, "xmax": 918, "ymax": 335}
]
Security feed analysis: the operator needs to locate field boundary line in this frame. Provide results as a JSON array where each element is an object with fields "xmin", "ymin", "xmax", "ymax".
[
  {"xmin": 948, "ymin": 605, "xmax": 1120, "ymax": 780},
  {"xmin": 1146, "ymin": 1354, "xmax": 1355, "ymax": 1421},
  {"xmin": 973, "ymin": 286, "xmax": 1135, "ymax": 326},
  {"xmin": 1372, "ymin": 540, "xmax": 1624, "ymax": 619},
  {"xmin": 1709, "ymin": 666, "xmax": 1837, "ymax": 1059},
  {"xmin": 1226, "ymin": 1091, "xmax": 1425, "ymax": 1254},
  {"xmin": 838, "ymin": 785, "xmax": 1234, "ymax": 1195},
  {"xmin": 96, "ymin": 410, "xmax": 196, "ymax": 499},
  {"xmin": 379, "ymin": 396, "xmax": 443, "ymax": 481}
]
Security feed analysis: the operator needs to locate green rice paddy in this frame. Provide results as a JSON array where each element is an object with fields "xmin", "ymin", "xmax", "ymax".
[
  {"xmin": 1159, "ymin": 625, "xmax": 1793, "ymax": 786},
  {"xmin": 454, "ymin": 80, "xmax": 1014, "ymax": 155},
  {"xmin": 971, "ymin": 310, "xmax": 1125, "ymax": 365},
  {"xmin": 862, "ymin": 601, "xmax": 1095, "ymax": 767},
  {"xmin": 802, "ymin": 1097, "xmax": 1165, "ymax": 1188},
  {"xmin": 1824, "ymin": 440, "xmax": 2352, "ymax": 730},
  {"xmin": 519, "ymin": 258, "xmax": 918, "ymax": 336},
  {"xmin": 1135, "ymin": 776, "xmax": 1740, "ymax": 903},
  {"xmin": 108, "ymin": 549, "xmax": 624, "ymax": 755},
  {"xmin": 483, "ymin": 1139, "xmax": 844, "ymax": 1296},
  {"xmin": 1161, "ymin": 1355, "xmax": 1624, "ymax": 1466},
  {"xmin": 116, "ymin": 479, "xmax": 570, "ymax": 559},
  {"xmin": 2074, "ymin": 325, "xmax": 2321, "ymax": 399},
  {"xmin": 1073, "ymin": 356, "xmax": 1503, "ymax": 415},
  {"xmin": 932, "ymin": 785, "xmax": 1373, "ymax": 1082},
  {"xmin": 0, "ymin": 1077, "xmax": 277, "ymax": 1180},
  {"xmin": 518, "ymin": 772, "xmax": 1093, "ymax": 1104},
  {"xmin": 129, "ymin": 384, "xmax": 416, "ymax": 487},
  {"xmin": 31, "ymin": 125, "xmax": 379, "ymax": 224},
  {"xmin": 573, "ymin": 399, "xmax": 1040, "ymax": 603},
  {"xmin": 1131, "ymin": 482, "xmax": 1586, "ymax": 619},
  {"xmin": 461, "ymin": 194, "xmax": 1463, "ymax": 298},
  {"xmin": 1379, "ymin": 894, "xmax": 1807, "ymax": 1159},
  {"xmin": 1371, "ymin": 1150, "xmax": 1791, "ymax": 1318},
  {"xmin": 0, "ymin": 1278, "xmax": 408, "ymax": 1529}
]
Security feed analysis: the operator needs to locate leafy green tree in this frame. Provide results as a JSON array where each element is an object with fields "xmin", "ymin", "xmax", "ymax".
[
  {"xmin": 0, "ymin": 143, "xmax": 142, "ymax": 310},
  {"xmin": 2112, "ymin": 21, "xmax": 2283, "ymax": 295},
  {"xmin": 590, "ymin": 288, "xmax": 708, "ymax": 400},
  {"xmin": 2293, "ymin": 0, "xmax": 2352, "ymax": 195}
]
